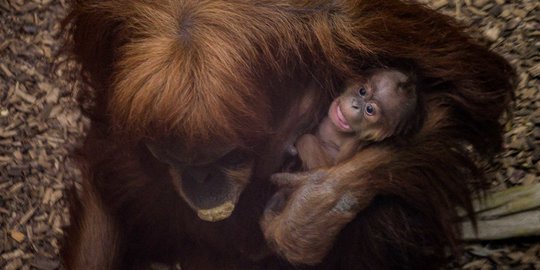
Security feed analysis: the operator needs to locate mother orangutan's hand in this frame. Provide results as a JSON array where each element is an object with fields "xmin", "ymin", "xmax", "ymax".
[{"xmin": 260, "ymin": 168, "xmax": 375, "ymax": 265}]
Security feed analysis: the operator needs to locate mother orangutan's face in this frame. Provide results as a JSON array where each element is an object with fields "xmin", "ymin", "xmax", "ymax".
[{"xmin": 146, "ymin": 138, "xmax": 256, "ymax": 222}]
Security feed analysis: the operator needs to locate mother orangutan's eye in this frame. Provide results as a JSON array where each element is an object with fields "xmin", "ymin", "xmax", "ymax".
[{"xmin": 219, "ymin": 151, "xmax": 249, "ymax": 168}]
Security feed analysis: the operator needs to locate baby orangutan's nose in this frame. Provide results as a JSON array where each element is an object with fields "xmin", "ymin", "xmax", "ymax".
[{"xmin": 351, "ymin": 98, "xmax": 361, "ymax": 110}]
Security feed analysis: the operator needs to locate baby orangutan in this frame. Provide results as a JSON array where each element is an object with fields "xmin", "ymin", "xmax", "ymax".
[
  {"xmin": 296, "ymin": 68, "xmax": 419, "ymax": 169},
  {"xmin": 262, "ymin": 68, "xmax": 421, "ymax": 265}
]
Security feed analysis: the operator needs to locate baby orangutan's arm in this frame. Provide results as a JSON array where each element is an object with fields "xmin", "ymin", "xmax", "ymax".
[{"xmin": 261, "ymin": 147, "xmax": 392, "ymax": 265}]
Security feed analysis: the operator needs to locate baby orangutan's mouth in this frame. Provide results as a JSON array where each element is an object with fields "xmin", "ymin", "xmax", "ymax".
[{"xmin": 331, "ymin": 101, "xmax": 353, "ymax": 132}]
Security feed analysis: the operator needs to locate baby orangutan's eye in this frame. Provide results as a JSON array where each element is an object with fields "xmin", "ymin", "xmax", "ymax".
[
  {"xmin": 358, "ymin": 86, "xmax": 367, "ymax": 96},
  {"xmin": 365, "ymin": 104, "xmax": 376, "ymax": 116}
]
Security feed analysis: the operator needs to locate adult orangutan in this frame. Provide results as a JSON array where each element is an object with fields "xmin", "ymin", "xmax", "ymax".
[{"xmin": 62, "ymin": 0, "xmax": 514, "ymax": 269}]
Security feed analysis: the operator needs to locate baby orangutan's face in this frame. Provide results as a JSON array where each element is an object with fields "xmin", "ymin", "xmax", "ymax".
[{"xmin": 328, "ymin": 69, "xmax": 415, "ymax": 141}]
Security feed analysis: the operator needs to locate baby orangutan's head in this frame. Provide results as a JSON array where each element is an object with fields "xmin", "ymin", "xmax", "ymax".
[{"xmin": 328, "ymin": 69, "xmax": 419, "ymax": 141}]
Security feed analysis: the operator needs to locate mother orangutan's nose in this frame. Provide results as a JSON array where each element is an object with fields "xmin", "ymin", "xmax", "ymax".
[{"xmin": 183, "ymin": 166, "xmax": 212, "ymax": 184}]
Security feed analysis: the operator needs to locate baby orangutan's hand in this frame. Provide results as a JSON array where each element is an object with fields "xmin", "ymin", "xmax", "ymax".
[{"xmin": 260, "ymin": 169, "xmax": 373, "ymax": 265}]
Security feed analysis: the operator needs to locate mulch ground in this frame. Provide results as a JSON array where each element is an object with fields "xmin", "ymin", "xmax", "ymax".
[{"xmin": 1, "ymin": 0, "xmax": 538, "ymax": 269}]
